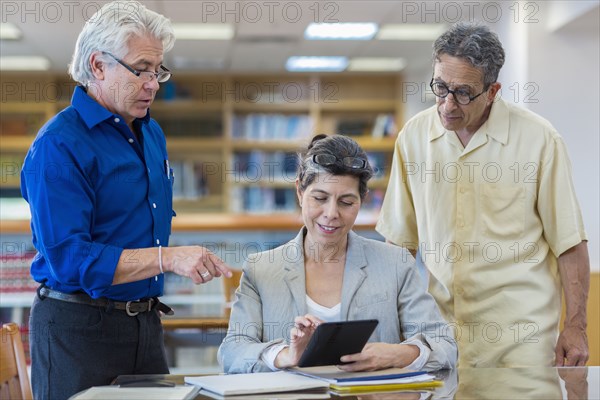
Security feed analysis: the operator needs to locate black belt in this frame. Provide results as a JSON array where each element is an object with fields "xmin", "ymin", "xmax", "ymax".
[{"xmin": 38, "ymin": 286, "xmax": 174, "ymax": 316}]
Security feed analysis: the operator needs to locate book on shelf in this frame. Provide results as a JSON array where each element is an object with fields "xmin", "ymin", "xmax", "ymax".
[
  {"xmin": 153, "ymin": 80, "xmax": 192, "ymax": 101},
  {"xmin": 0, "ymin": 252, "xmax": 37, "ymax": 293},
  {"xmin": 232, "ymin": 151, "xmax": 298, "ymax": 184},
  {"xmin": 371, "ymin": 114, "xmax": 397, "ymax": 138},
  {"xmin": 232, "ymin": 113, "xmax": 313, "ymax": 141},
  {"xmin": 158, "ymin": 116, "xmax": 222, "ymax": 138},
  {"xmin": 230, "ymin": 187, "xmax": 296, "ymax": 213},
  {"xmin": 366, "ymin": 152, "xmax": 386, "ymax": 178},
  {"xmin": 336, "ymin": 119, "xmax": 370, "ymax": 137},
  {"xmin": 242, "ymin": 187, "xmax": 297, "ymax": 213},
  {"xmin": 336, "ymin": 114, "xmax": 397, "ymax": 138},
  {"xmin": 170, "ymin": 160, "xmax": 210, "ymax": 199}
]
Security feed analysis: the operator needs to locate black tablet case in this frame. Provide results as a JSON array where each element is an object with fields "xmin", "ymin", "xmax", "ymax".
[{"xmin": 297, "ymin": 319, "xmax": 379, "ymax": 367}]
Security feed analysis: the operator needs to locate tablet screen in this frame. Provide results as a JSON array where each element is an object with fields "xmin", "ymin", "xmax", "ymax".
[{"xmin": 297, "ymin": 319, "xmax": 379, "ymax": 367}]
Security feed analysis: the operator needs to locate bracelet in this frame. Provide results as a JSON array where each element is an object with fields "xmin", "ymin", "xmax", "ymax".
[{"xmin": 158, "ymin": 245, "xmax": 164, "ymax": 274}]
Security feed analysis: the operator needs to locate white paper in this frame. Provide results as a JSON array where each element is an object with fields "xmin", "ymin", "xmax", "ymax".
[
  {"xmin": 198, "ymin": 389, "xmax": 331, "ymax": 400},
  {"xmin": 184, "ymin": 371, "xmax": 329, "ymax": 396},
  {"xmin": 70, "ymin": 386, "xmax": 198, "ymax": 400}
]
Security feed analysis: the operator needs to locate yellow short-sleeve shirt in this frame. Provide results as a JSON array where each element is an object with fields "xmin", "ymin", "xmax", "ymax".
[{"xmin": 376, "ymin": 97, "xmax": 587, "ymax": 367}]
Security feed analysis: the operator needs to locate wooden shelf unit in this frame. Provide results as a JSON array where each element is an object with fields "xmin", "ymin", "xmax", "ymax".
[{"xmin": 1, "ymin": 73, "xmax": 402, "ymax": 215}]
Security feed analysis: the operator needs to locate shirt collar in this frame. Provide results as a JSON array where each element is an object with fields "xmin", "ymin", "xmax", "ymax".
[
  {"xmin": 428, "ymin": 97, "xmax": 509, "ymax": 145},
  {"xmin": 428, "ymin": 107, "xmax": 446, "ymax": 141},
  {"xmin": 71, "ymin": 85, "xmax": 151, "ymax": 130},
  {"xmin": 479, "ymin": 97, "xmax": 509, "ymax": 145}
]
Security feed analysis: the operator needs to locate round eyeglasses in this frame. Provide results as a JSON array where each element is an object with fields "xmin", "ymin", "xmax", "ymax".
[
  {"xmin": 429, "ymin": 79, "xmax": 488, "ymax": 105},
  {"xmin": 312, "ymin": 154, "xmax": 367, "ymax": 169},
  {"xmin": 103, "ymin": 52, "xmax": 172, "ymax": 83}
]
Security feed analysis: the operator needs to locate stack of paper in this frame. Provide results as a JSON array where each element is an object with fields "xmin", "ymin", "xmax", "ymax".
[
  {"xmin": 290, "ymin": 366, "xmax": 442, "ymax": 394},
  {"xmin": 70, "ymin": 385, "xmax": 199, "ymax": 400},
  {"xmin": 184, "ymin": 371, "xmax": 329, "ymax": 397}
]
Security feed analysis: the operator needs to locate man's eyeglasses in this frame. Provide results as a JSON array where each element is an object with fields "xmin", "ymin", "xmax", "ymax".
[
  {"xmin": 312, "ymin": 154, "xmax": 367, "ymax": 169},
  {"xmin": 103, "ymin": 52, "xmax": 172, "ymax": 83},
  {"xmin": 429, "ymin": 79, "xmax": 488, "ymax": 105}
]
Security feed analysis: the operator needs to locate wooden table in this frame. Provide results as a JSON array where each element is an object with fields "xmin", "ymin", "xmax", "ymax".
[
  {"xmin": 161, "ymin": 317, "xmax": 229, "ymax": 330},
  {"xmin": 113, "ymin": 367, "xmax": 600, "ymax": 399}
]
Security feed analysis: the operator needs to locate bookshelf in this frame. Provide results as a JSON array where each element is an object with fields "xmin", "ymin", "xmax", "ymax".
[
  {"xmin": 0, "ymin": 71, "xmax": 400, "ymax": 322},
  {"xmin": 0, "ymin": 72, "xmax": 398, "ymax": 325},
  {"xmin": 0, "ymin": 72, "xmax": 402, "ymax": 216}
]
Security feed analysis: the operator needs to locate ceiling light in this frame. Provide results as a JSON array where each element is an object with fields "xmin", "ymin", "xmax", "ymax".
[
  {"xmin": 348, "ymin": 57, "xmax": 407, "ymax": 72},
  {"xmin": 286, "ymin": 56, "xmax": 348, "ymax": 72},
  {"xmin": 173, "ymin": 23, "xmax": 234, "ymax": 40},
  {"xmin": 305, "ymin": 23, "xmax": 378, "ymax": 40},
  {"xmin": 172, "ymin": 56, "xmax": 225, "ymax": 70},
  {"xmin": 0, "ymin": 56, "xmax": 50, "ymax": 71},
  {"xmin": 377, "ymin": 24, "xmax": 446, "ymax": 40},
  {"xmin": 0, "ymin": 23, "xmax": 22, "ymax": 40}
]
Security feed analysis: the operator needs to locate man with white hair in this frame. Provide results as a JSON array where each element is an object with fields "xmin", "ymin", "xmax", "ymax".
[{"xmin": 21, "ymin": 2, "xmax": 232, "ymax": 398}]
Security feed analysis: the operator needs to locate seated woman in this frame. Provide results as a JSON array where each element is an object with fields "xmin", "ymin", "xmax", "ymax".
[{"xmin": 218, "ymin": 134, "xmax": 457, "ymax": 373}]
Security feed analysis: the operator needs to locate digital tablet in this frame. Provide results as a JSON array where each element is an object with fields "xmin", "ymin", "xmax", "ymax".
[{"xmin": 297, "ymin": 319, "xmax": 379, "ymax": 367}]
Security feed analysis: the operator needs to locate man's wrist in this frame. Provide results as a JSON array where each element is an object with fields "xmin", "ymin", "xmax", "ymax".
[
  {"xmin": 564, "ymin": 323, "xmax": 587, "ymax": 331},
  {"xmin": 160, "ymin": 246, "xmax": 171, "ymax": 273}
]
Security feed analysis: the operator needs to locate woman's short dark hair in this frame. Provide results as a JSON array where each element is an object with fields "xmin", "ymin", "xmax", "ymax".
[
  {"xmin": 297, "ymin": 134, "xmax": 374, "ymax": 200},
  {"xmin": 433, "ymin": 21, "xmax": 505, "ymax": 88}
]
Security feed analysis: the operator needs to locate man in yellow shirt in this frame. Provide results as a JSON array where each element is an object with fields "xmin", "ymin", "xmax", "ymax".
[{"xmin": 376, "ymin": 21, "xmax": 589, "ymax": 367}]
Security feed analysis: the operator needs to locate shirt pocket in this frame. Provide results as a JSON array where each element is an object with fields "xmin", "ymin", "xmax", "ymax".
[
  {"xmin": 480, "ymin": 183, "xmax": 525, "ymax": 239},
  {"xmin": 161, "ymin": 172, "xmax": 175, "ymax": 226}
]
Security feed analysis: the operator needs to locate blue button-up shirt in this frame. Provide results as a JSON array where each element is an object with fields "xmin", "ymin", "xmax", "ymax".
[{"xmin": 21, "ymin": 86, "xmax": 174, "ymax": 300}]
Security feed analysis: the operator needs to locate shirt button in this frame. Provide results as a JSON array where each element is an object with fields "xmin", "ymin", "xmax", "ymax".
[
  {"xmin": 156, "ymin": 239, "xmax": 160, "ymax": 245},
  {"xmin": 153, "ymin": 203, "xmax": 157, "ymax": 208},
  {"xmin": 458, "ymin": 221, "xmax": 465, "ymax": 228},
  {"xmin": 114, "ymin": 117, "xmax": 120, "ymax": 123},
  {"xmin": 460, "ymin": 187, "xmax": 466, "ymax": 193},
  {"xmin": 128, "ymin": 138, "xmax": 134, "ymax": 144}
]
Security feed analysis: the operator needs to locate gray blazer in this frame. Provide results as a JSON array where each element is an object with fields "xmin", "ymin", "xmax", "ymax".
[{"xmin": 218, "ymin": 229, "xmax": 457, "ymax": 373}]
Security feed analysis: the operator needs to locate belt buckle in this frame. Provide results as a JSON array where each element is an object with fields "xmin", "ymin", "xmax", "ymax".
[{"xmin": 125, "ymin": 301, "xmax": 139, "ymax": 316}]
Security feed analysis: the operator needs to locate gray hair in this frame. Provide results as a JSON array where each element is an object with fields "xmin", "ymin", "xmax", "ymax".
[
  {"xmin": 433, "ymin": 21, "xmax": 505, "ymax": 87},
  {"xmin": 297, "ymin": 134, "xmax": 374, "ymax": 201},
  {"xmin": 68, "ymin": 0, "xmax": 175, "ymax": 85}
]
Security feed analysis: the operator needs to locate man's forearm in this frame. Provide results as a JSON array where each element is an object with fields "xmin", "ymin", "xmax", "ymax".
[
  {"xmin": 558, "ymin": 241, "xmax": 590, "ymax": 329},
  {"xmin": 113, "ymin": 248, "xmax": 161, "ymax": 285}
]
